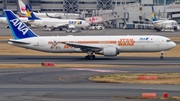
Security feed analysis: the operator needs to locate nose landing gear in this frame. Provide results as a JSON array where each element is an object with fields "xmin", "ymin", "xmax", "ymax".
[{"xmin": 160, "ymin": 51, "xmax": 164, "ymax": 60}]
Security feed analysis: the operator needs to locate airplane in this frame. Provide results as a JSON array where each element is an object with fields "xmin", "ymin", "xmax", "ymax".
[
  {"xmin": 18, "ymin": 0, "xmax": 80, "ymax": 19},
  {"xmin": 151, "ymin": 6, "xmax": 180, "ymax": 32},
  {"xmin": 0, "ymin": 14, "xmax": 29, "ymax": 28},
  {"xmin": 25, "ymin": 4, "xmax": 89, "ymax": 31},
  {"xmin": 4, "ymin": 10, "xmax": 176, "ymax": 60},
  {"xmin": 85, "ymin": 16, "xmax": 103, "ymax": 24}
]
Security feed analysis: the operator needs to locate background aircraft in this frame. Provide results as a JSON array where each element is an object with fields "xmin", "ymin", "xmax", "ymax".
[
  {"xmin": 25, "ymin": 5, "xmax": 89, "ymax": 31},
  {"xmin": 4, "ymin": 10, "xmax": 176, "ymax": 60},
  {"xmin": 18, "ymin": 0, "xmax": 80, "ymax": 19},
  {"xmin": 151, "ymin": 6, "xmax": 180, "ymax": 32},
  {"xmin": 0, "ymin": 14, "xmax": 30, "ymax": 28}
]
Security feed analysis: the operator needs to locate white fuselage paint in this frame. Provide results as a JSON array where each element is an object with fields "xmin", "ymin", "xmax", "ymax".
[
  {"xmin": 34, "ymin": 12, "xmax": 80, "ymax": 18},
  {"xmin": 0, "ymin": 17, "xmax": 28, "ymax": 24},
  {"xmin": 8, "ymin": 35, "xmax": 176, "ymax": 54},
  {"xmin": 153, "ymin": 20, "xmax": 179, "ymax": 29},
  {"xmin": 28, "ymin": 18, "xmax": 89, "ymax": 28}
]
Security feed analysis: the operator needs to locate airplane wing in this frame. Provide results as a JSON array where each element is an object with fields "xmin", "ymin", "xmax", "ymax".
[
  {"xmin": 62, "ymin": 42, "xmax": 103, "ymax": 52},
  {"xmin": 46, "ymin": 13, "xmax": 61, "ymax": 19}
]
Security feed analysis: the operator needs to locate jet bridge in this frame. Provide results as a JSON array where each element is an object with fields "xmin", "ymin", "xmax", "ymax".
[
  {"xmin": 101, "ymin": 12, "xmax": 128, "ymax": 22},
  {"xmin": 101, "ymin": 12, "xmax": 128, "ymax": 28}
]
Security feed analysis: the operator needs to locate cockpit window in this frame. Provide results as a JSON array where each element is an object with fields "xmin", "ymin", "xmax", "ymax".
[{"xmin": 166, "ymin": 40, "xmax": 172, "ymax": 42}]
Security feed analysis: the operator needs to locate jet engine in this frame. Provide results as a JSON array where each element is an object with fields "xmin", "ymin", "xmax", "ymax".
[
  {"xmin": 174, "ymin": 26, "xmax": 180, "ymax": 30},
  {"xmin": 97, "ymin": 47, "xmax": 119, "ymax": 56}
]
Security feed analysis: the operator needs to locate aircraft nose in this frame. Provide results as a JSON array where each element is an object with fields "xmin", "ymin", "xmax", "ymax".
[
  {"xmin": 169, "ymin": 41, "xmax": 176, "ymax": 49},
  {"xmin": 172, "ymin": 41, "xmax": 176, "ymax": 48},
  {"xmin": 87, "ymin": 22, "xmax": 90, "ymax": 26}
]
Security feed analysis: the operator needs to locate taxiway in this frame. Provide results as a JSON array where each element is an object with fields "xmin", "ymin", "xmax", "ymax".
[{"xmin": 0, "ymin": 23, "xmax": 180, "ymax": 101}]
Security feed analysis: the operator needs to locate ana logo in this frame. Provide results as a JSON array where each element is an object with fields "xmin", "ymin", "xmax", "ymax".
[
  {"xmin": 21, "ymin": 6, "xmax": 26, "ymax": 12},
  {"xmin": 140, "ymin": 37, "xmax": 149, "ymax": 40},
  {"xmin": 10, "ymin": 18, "xmax": 28, "ymax": 35}
]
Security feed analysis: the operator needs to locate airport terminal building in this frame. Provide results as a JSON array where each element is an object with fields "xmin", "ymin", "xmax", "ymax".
[
  {"xmin": 0, "ymin": 0, "xmax": 177, "ymax": 13},
  {"xmin": 0, "ymin": 0, "xmax": 180, "ymax": 28}
]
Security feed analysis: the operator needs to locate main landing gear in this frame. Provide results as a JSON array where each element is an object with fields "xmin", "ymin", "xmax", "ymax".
[
  {"xmin": 85, "ymin": 51, "xmax": 96, "ymax": 60},
  {"xmin": 160, "ymin": 51, "xmax": 164, "ymax": 60}
]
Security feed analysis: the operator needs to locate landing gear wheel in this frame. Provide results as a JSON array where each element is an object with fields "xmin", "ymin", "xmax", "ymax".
[
  {"xmin": 160, "ymin": 51, "xmax": 164, "ymax": 60},
  {"xmin": 90, "ymin": 55, "xmax": 95, "ymax": 60},
  {"xmin": 85, "ymin": 55, "xmax": 95, "ymax": 60},
  {"xmin": 85, "ymin": 55, "xmax": 90, "ymax": 59},
  {"xmin": 160, "ymin": 56, "xmax": 164, "ymax": 60}
]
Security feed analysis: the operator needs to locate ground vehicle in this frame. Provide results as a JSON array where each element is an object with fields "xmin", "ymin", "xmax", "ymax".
[
  {"xmin": 66, "ymin": 28, "xmax": 81, "ymax": 33},
  {"xmin": 89, "ymin": 24, "xmax": 104, "ymax": 30}
]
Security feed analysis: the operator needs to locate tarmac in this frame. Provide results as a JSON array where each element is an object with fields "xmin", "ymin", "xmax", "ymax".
[{"xmin": 0, "ymin": 23, "xmax": 180, "ymax": 101}]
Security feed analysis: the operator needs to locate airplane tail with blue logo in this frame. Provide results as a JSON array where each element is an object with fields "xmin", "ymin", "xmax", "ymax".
[
  {"xmin": 4, "ymin": 10, "xmax": 38, "ymax": 40},
  {"xmin": 25, "ymin": 4, "xmax": 40, "ymax": 20},
  {"xmin": 152, "ymin": 6, "xmax": 158, "ymax": 21}
]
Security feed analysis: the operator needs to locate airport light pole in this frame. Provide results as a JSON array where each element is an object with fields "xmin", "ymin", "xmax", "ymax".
[
  {"xmin": 115, "ymin": 0, "xmax": 117, "ymax": 8},
  {"xmin": 164, "ymin": 0, "xmax": 166, "ymax": 18}
]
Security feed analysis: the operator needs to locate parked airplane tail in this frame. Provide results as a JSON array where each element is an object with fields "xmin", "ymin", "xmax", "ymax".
[
  {"xmin": 18, "ymin": 0, "xmax": 27, "ymax": 15},
  {"xmin": 152, "ymin": 6, "xmax": 158, "ymax": 21},
  {"xmin": 4, "ymin": 10, "xmax": 38, "ymax": 40},
  {"xmin": 25, "ymin": 4, "xmax": 40, "ymax": 20}
]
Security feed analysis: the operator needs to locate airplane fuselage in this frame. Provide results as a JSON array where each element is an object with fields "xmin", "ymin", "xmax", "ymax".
[
  {"xmin": 28, "ymin": 18, "xmax": 89, "ymax": 28},
  {"xmin": 0, "ymin": 17, "xmax": 28, "ymax": 24},
  {"xmin": 153, "ymin": 20, "xmax": 179, "ymax": 30},
  {"xmin": 8, "ymin": 35, "xmax": 176, "ymax": 54}
]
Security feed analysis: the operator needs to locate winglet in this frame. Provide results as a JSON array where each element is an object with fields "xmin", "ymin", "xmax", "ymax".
[
  {"xmin": 4, "ymin": 10, "xmax": 38, "ymax": 40},
  {"xmin": 25, "ymin": 4, "xmax": 40, "ymax": 20},
  {"xmin": 152, "ymin": 6, "xmax": 158, "ymax": 21}
]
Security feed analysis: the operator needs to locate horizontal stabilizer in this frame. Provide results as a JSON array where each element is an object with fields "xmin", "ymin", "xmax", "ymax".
[{"xmin": 9, "ymin": 39, "xmax": 30, "ymax": 44}]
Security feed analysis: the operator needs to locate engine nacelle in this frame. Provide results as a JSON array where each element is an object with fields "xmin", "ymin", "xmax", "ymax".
[{"xmin": 102, "ymin": 47, "xmax": 119, "ymax": 56}]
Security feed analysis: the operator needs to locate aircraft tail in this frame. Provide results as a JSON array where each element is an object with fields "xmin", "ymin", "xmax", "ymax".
[
  {"xmin": 25, "ymin": 4, "xmax": 40, "ymax": 20},
  {"xmin": 18, "ymin": 0, "xmax": 27, "ymax": 15},
  {"xmin": 4, "ymin": 10, "xmax": 38, "ymax": 40},
  {"xmin": 152, "ymin": 6, "xmax": 158, "ymax": 21}
]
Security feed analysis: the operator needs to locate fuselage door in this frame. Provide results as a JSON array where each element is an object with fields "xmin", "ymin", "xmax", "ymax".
[{"xmin": 156, "ymin": 39, "xmax": 160, "ymax": 46}]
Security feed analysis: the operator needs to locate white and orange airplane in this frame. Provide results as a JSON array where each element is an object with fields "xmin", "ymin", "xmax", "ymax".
[{"xmin": 4, "ymin": 10, "xmax": 176, "ymax": 60}]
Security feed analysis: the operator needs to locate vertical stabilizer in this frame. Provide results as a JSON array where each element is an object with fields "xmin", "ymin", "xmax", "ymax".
[
  {"xmin": 152, "ymin": 6, "xmax": 158, "ymax": 21},
  {"xmin": 25, "ymin": 4, "xmax": 40, "ymax": 20},
  {"xmin": 4, "ymin": 10, "xmax": 38, "ymax": 40},
  {"xmin": 18, "ymin": 0, "xmax": 27, "ymax": 15}
]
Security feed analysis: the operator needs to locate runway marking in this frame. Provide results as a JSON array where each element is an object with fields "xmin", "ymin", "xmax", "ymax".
[
  {"xmin": 58, "ymin": 77, "xmax": 67, "ymax": 82},
  {"xmin": 68, "ymin": 68, "xmax": 128, "ymax": 73}
]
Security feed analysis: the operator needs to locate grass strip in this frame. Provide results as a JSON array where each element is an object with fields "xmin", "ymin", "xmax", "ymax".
[
  {"xmin": 89, "ymin": 73, "xmax": 180, "ymax": 84},
  {"xmin": 112, "ymin": 96, "xmax": 180, "ymax": 100}
]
